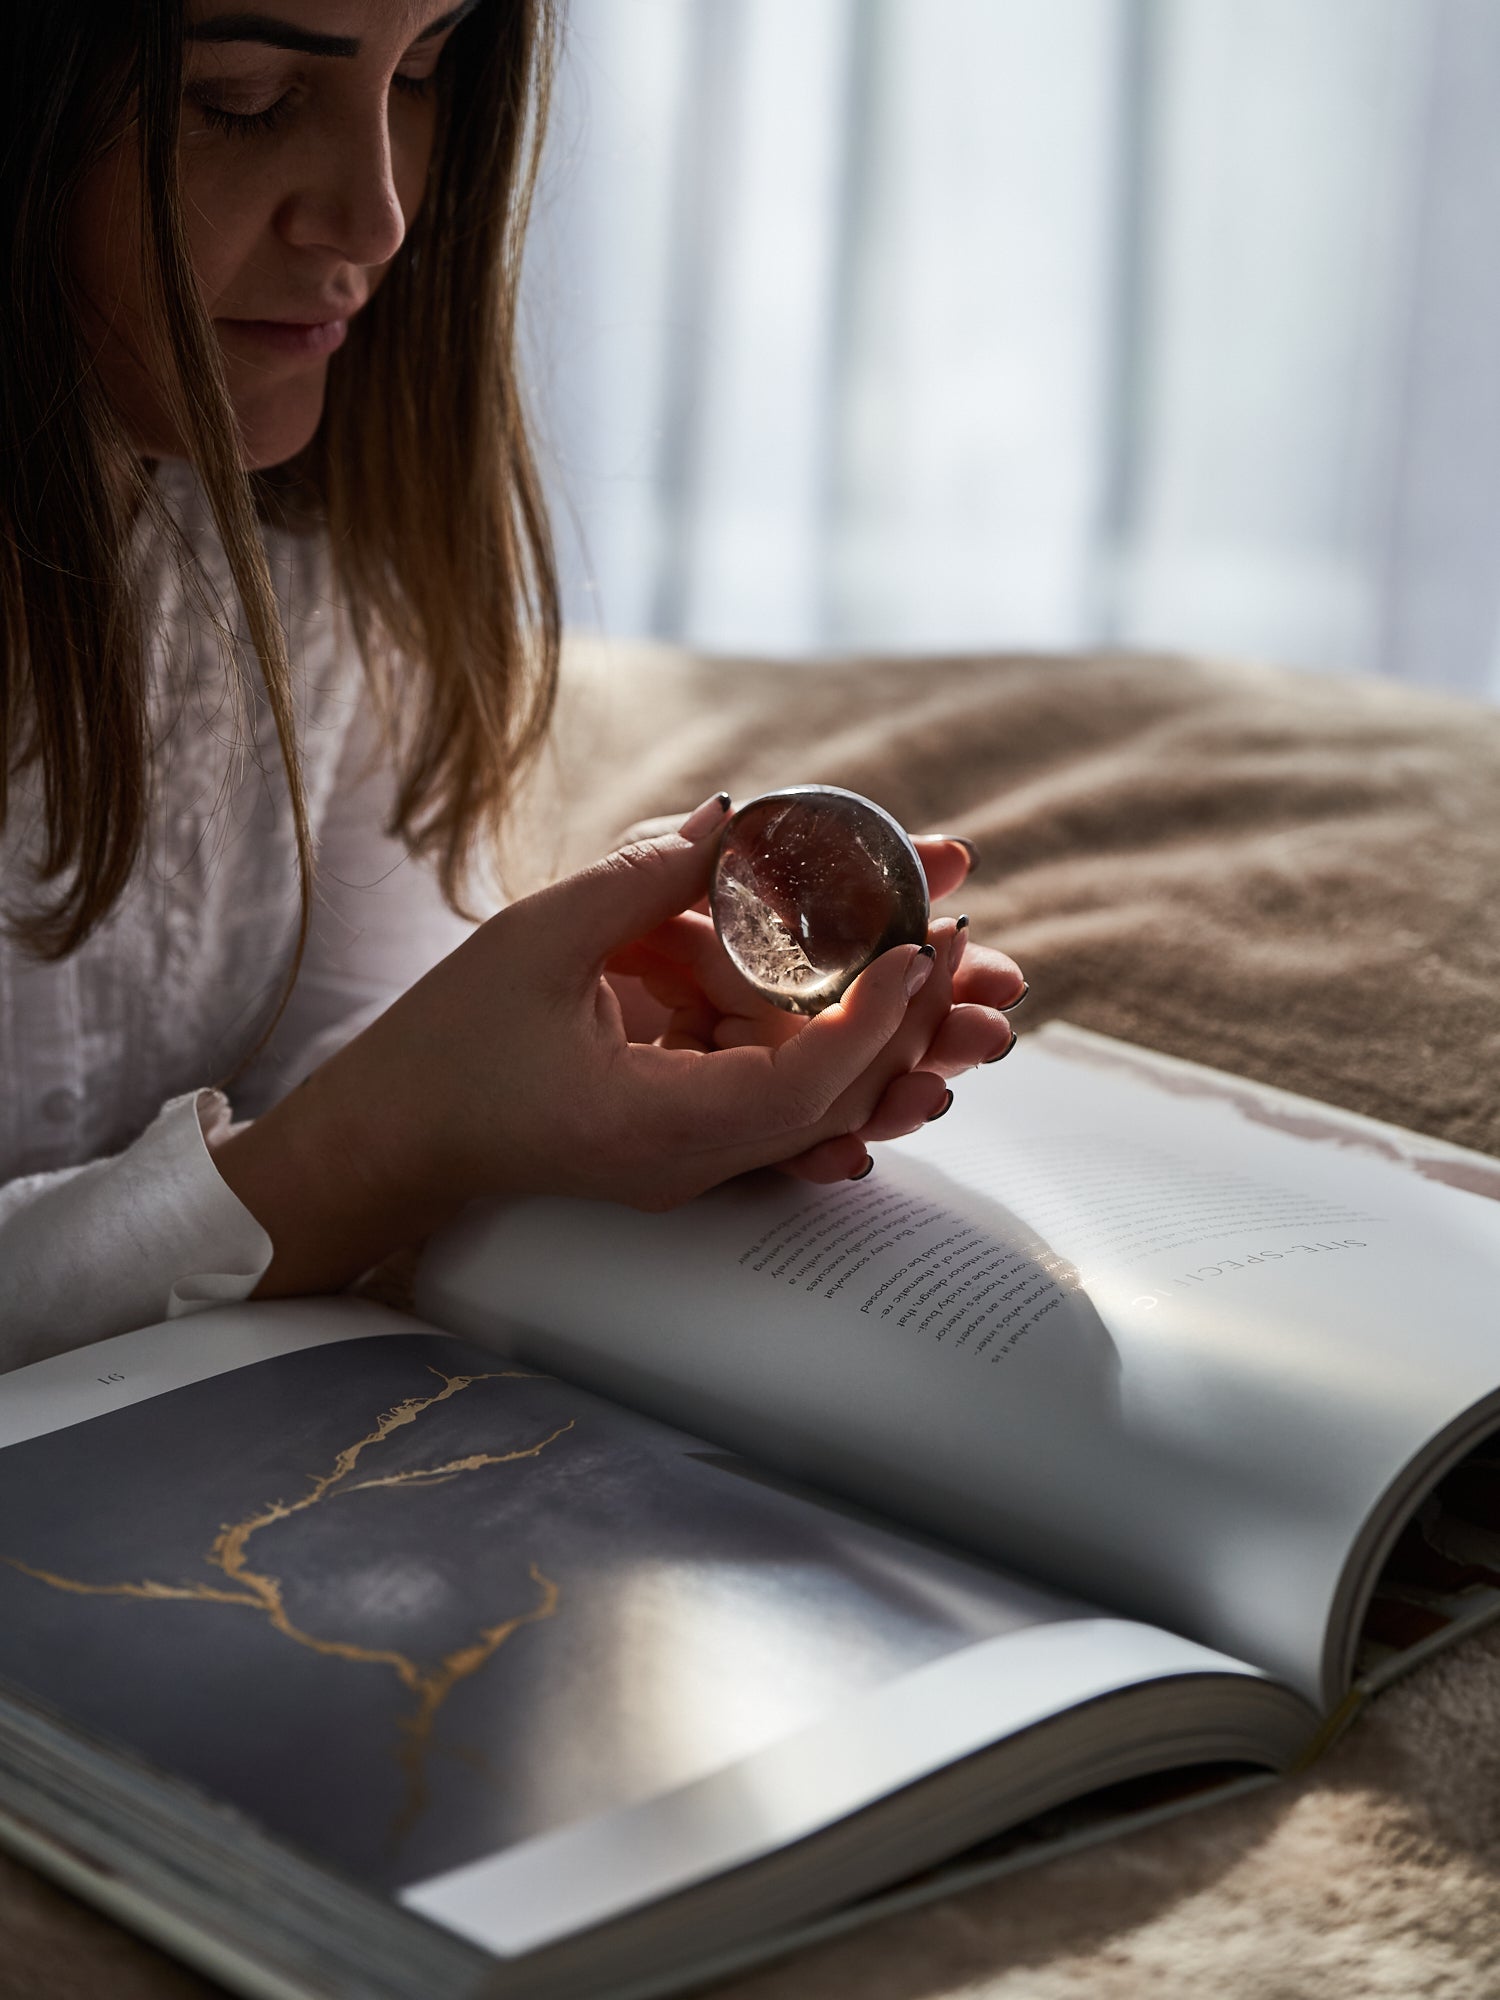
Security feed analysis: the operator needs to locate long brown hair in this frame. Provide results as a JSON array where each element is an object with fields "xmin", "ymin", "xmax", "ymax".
[{"xmin": 0, "ymin": 0, "xmax": 560, "ymax": 977}]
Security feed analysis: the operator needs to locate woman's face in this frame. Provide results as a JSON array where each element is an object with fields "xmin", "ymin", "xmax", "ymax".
[{"xmin": 71, "ymin": 0, "xmax": 476, "ymax": 470}]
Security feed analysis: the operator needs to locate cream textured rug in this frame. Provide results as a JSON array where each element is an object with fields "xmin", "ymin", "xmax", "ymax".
[{"xmin": 4, "ymin": 642, "xmax": 1499, "ymax": 1999}]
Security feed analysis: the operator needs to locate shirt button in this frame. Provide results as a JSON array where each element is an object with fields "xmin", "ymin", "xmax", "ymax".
[{"xmin": 40, "ymin": 1087, "xmax": 80, "ymax": 1125}]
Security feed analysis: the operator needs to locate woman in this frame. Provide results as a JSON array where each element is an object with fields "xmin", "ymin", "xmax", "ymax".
[{"xmin": 0, "ymin": 0, "xmax": 1023, "ymax": 1366}]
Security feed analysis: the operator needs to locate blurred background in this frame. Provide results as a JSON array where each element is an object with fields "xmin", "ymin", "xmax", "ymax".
[{"xmin": 521, "ymin": 0, "xmax": 1500, "ymax": 699}]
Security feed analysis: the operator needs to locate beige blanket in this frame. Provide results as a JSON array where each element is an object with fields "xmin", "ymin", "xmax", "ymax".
[{"xmin": 5, "ymin": 644, "xmax": 1500, "ymax": 1999}]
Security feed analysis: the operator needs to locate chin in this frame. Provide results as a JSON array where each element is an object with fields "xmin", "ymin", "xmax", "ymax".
[{"xmin": 234, "ymin": 370, "xmax": 331, "ymax": 471}]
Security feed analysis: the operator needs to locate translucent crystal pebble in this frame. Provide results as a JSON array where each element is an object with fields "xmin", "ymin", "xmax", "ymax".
[{"xmin": 709, "ymin": 786, "xmax": 931, "ymax": 1014}]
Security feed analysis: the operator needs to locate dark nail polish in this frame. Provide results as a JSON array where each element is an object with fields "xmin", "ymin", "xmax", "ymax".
[
  {"xmin": 942, "ymin": 837, "xmax": 980, "ymax": 872},
  {"xmin": 983, "ymin": 1029, "xmax": 1019, "ymax": 1064},
  {"xmin": 927, "ymin": 1088, "xmax": 955, "ymax": 1122},
  {"xmin": 851, "ymin": 1156, "xmax": 875, "ymax": 1180},
  {"xmin": 715, "ymin": 791, "xmax": 730, "ymax": 812},
  {"xmin": 917, "ymin": 943, "xmax": 936, "ymax": 960},
  {"xmin": 956, "ymin": 914, "xmax": 970, "ymax": 930},
  {"xmin": 1003, "ymin": 980, "xmax": 1029, "ymax": 1012}
]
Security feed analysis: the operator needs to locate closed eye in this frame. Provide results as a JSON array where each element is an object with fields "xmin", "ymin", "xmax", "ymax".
[
  {"xmin": 187, "ymin": 66, "xmax": 439, "ymax": 138},
  {"xmin": 188, "ymin": 90, "xmax": 296, "ymax": 136}
]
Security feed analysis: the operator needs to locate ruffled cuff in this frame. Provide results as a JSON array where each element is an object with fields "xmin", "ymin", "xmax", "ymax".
[
  {"xmin": 0, "ymin": 1090, "xmax": 273, "ymax": 1370},
  {"xmin": 166, "ymin": 1089, "xmax": 275, "ymax": 1318}
]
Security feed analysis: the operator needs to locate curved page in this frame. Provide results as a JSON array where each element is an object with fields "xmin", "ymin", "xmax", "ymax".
[{"xmin": 419, "ymin": 1027, "xmax": 1500, "ymax": 1708}]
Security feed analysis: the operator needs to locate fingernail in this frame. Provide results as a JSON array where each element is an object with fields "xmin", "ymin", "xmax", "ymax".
[
  {"xmin": 904, "ymin": 943, "xmax": 937, "ymax": 998},
  {"xmin": 678, "ymin": 792, "xmax": 732, "ymax": 842},
  {"xmin": 1003, "ymin": 979, "xmax": 1029, "ymax": 1012},
  {"xmin": 927, "ymin": 1088, "xmax": 955, "ymax": 1122},
  {"xmin": 850, "ymin": 1155, "xmax": 875, "ymax": 1180},
  {"xmin": 941, "ymin": 837, "xmax": 980, "ymax": 873},
  {"xmin": 983, "ymin": 1027, "xmax": 1019, "ymax": 1063},
  {"xmin": 951, "ymin": 915, "xmax": 969, "ymax": 973}
]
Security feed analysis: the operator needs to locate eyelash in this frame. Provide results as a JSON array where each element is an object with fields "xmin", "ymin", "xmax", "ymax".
[{"xmin": 191, "ymin": 70, "xmax": 437, "ymax": 138}]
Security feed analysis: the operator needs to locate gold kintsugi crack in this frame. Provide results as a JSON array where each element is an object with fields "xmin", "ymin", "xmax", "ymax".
[{"xmin": 4, "ymin": 1368, "xmax": 570, "ymax": 1846}]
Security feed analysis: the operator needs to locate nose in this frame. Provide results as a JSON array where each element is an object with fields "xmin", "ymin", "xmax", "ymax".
[{"xmin": 275, "ymin": 105, "xmax": 409, "ymax": 271}]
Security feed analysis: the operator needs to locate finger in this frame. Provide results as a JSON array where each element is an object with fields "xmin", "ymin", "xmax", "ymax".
[
  {"xmin": 913, "ymin": 835, "xmax": 978, "ymax": 904},
  {"xmin": 714, "ymin": 918, "xmax": 958, "ymax": 1060},
  {"xmin": 608, "ymin": 911, "xmax": 740, "ymax": 996},
  {"xmin": 660, "ymin": 939, "xmax": 933, "ymax": 1154},
  {"xmin": 616, "ymin": 813, "xmax": 691, "ymax": 847},
  {"xmin": 657, "ymin": 1027, "xmax": 715, "ymax": 1052},
  {"xmin": 604, "ymin": 937, "xmax": 684, "ymax": 983},
  {"xmin": 656, "ymin": 989, "xmax": 724, "ymax": 1049},
  {"xmin": 775, "ymin": 1135, "xmax": 872, "ymax": 1184},
  {"xmin": 849, "ymin": 1068, "xmax": 950, "ymax": 1141},
  {"xmin": 766, "ymin": 941, "xmax": 936, "ymax": 1127},
  {"xmin": 711, "ymin": 1012, "xmax": 804, "ymax": 1050},
  {"xmin": 859, "ymin": 917, "xmax": 958, "ymax": 1079},
  {"xmin": 611, "ymin": 952, "xmax": 707, "ymax": 1014},
  {"xmin": 612, "ymin": 921, "xmax": 807, "ymax": 1030},
  {"xmin": 605, "ymin": 915, "xmax": 726, "ymax": 1009},
  {"xmin": 534, "ymin": 796, "xmax": 732, "ymax": 979},
  {"xmin": 641, "ymin": 966, "xmax": 707, "ymax": 1012},
  {"xmin": 713, "ymin": 917, "xmax": 954, "ymax": 1057},
  {"xmin": 604, "ymin": 968, "xmax": 675, "ymax": 1047},
  {"xmin": 606, "ymin": 910, "xmax": 718, "ymax": 972},
  {"xmin": 918, "ymin": 1004, "xmax": 1016, "ymax": 1076},
  {"xmin": 951, "ymin": 942, "xmax": 1026, "ymax": 1010}
]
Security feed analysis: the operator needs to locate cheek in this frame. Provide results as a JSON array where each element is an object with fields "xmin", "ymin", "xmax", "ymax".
[
  {"xmin": 390, "ymin": 94, "xmax": 441, "ymax": 232},
  {"xmin": 177, "ymin": 155, "xmax": 265, "ymax": 311}
]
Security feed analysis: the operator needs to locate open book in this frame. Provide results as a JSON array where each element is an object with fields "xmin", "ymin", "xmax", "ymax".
[{"xmin": 2, "ymin": 1025, "xmax": 1499, "ymax": 2000}]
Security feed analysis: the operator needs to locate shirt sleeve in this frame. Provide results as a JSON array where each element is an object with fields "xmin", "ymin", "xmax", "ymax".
[
  {"xmin": 0, "ymin": 1090, "xmax": 272, "ymax": 1373},
  {"xmin": 0, "ymin": 693, "xmax": 486, "ymax": 1375},
  {"xmin": 229, "ymin": 692, "xmax": 481, "ymax": 1118}
]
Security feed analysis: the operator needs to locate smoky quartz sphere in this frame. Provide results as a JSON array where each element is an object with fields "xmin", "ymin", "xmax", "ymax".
[{"xmin": 709, "ymin": 786, "xmax": 931, "ymax": 1014}]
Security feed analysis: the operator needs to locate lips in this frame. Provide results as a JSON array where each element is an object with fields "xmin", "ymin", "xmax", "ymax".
[{"xmin": 215, "ymin": 317, "xmax": 351, "ymax": 358}]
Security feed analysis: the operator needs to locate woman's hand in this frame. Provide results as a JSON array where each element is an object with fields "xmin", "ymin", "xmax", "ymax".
[
  {"xmin": 604, "ymin": 821, "xmax": 1025, "ymax": 1182},
  {"xmin": 211, "ymin": 798, "xmax": 957, "ymax": 1296}
]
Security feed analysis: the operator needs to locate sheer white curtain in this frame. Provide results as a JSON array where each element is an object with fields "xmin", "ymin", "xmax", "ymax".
[{"xmin": 524, "ymin": 0, "xmax": 1500, "ymax": 698}]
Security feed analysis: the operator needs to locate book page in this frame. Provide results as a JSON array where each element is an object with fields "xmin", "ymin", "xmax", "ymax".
[
  {"xmin": 418, "ymin": 1027, "xmax": 1500, "ymax": 1708},
  {"xmin": 0, "ymin": 1309, "xmax": 1301, "ymax": 1955}
]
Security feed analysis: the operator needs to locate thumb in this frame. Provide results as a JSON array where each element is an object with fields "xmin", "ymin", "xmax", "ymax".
[{"xmin": 538, "ymin": 793, "xmax": 731, "ymax": 971}]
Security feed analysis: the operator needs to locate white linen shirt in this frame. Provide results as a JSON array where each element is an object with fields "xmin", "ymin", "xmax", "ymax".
[{"xmin": 0, "ymin": 463, "xmax": 473, "ymax": 1371}]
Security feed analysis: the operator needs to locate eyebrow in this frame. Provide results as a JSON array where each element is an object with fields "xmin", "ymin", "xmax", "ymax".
[{"xmin": 187, "ymin": 1, "xmax": 479, "ymax": 59}]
